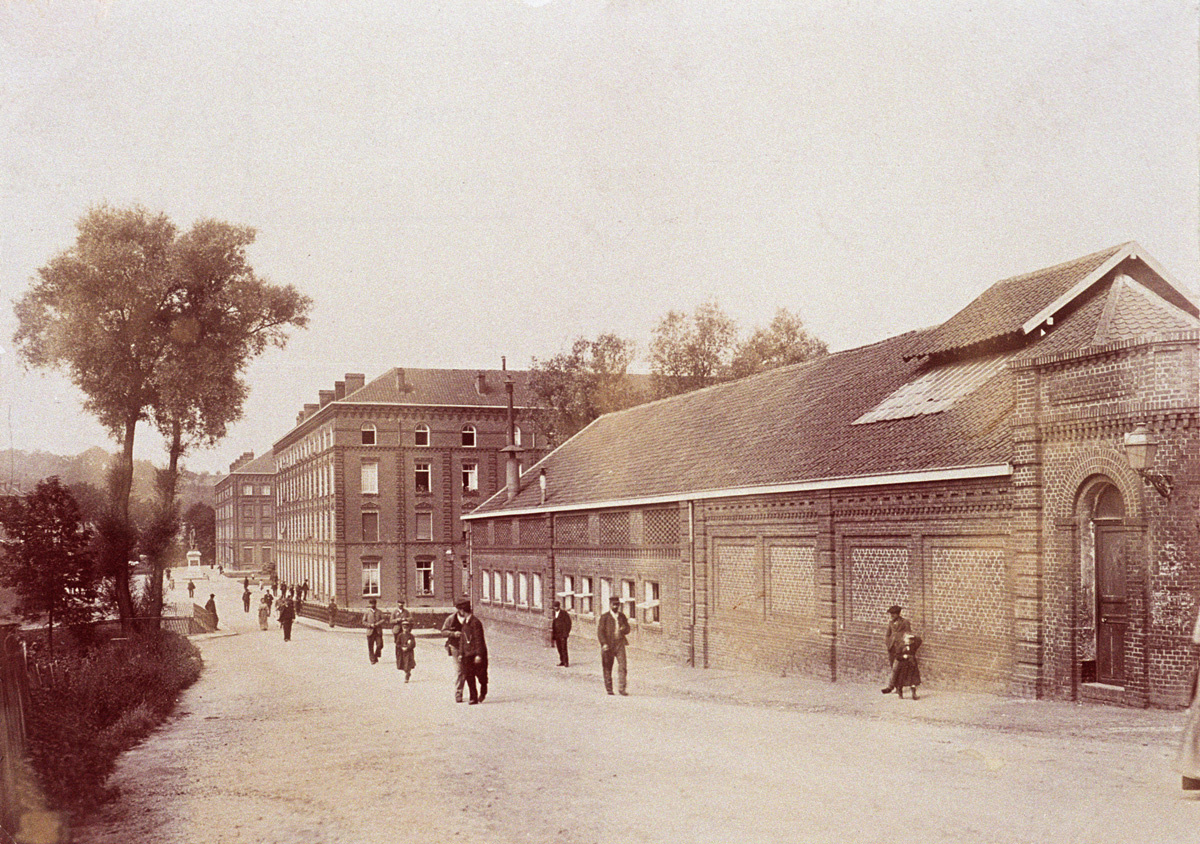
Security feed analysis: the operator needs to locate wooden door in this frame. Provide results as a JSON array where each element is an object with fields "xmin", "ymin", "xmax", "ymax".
[{"xmin": 1095, "ymin": 524, "xmax": 1126, "ymax": 685}]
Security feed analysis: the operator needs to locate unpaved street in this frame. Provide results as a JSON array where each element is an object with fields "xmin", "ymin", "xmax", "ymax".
[{"xmin": 76, "ymin": 574, "xmax": 1197, "ymax": 844}]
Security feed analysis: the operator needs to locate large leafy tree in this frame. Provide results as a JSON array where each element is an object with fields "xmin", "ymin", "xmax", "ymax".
[
  {"xmin": 0, "ymin": 478, "xmax": 99, "ymax": 651},
  {"xmin": 648, "ymin": 300, "xmax": 738, "ymax": 398},
  {"xmin": 528, "ymin": 333, "xmax": 643, "ymax": 445},
  {"xmin": 728, "ymin": 307, "xmax": 828, "ymax": 379},
  {"xmin": 13, "ymin": 205, "xmax": 311, "ymax": 626}
]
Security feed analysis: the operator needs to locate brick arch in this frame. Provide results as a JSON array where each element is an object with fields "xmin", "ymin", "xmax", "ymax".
[{"xmin": 1052, "ymin": 450, "xmax": 1144, "ymax": 524}]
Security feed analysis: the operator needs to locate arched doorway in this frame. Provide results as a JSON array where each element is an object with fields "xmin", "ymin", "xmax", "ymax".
[{"xmin": 1083, "ymin": 482, "xmax": 1127, "ymax": 685}]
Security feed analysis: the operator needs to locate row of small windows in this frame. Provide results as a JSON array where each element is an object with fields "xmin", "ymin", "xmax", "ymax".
[
  {"xmin": 360, "ymin": 423, "xmax": 529, "ymax": 449},
  {"xmin": 558, "ymin": 575, "xmax": 661, "ymax": 625},
  {"xmin": 360, "ymin": 557, "xmax": 436, "ymax": 598},
  {"xmin": 480, "ymin": 569, "xmax": 544, "ymax": 611},
  {"xmin": 358, "ymin": 509, "xmax": 435, "ymax": 543},
  {"xmin": 361, "ymin": 461, "xmax": 479, "ymax": 496}
]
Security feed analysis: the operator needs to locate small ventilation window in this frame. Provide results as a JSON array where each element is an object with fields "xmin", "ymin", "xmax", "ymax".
[{"xmin": 853, "ymin": 353, "xmax": 1010, "ymax": 425}]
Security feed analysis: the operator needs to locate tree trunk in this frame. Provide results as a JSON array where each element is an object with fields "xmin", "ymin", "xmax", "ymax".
[{"xmin": 110, "ymin": 415, "xmax": 138, "ymax": 632}]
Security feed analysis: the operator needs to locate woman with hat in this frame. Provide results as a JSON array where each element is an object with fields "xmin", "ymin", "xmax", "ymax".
[{"xmin": 394, "ymin": 615, "xmax": 417, "ymax": 682}]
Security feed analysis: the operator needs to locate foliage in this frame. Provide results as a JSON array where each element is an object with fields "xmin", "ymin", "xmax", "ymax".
[
  {"xmin": 13, "ymin": 204, "xmax": 311, "ymax": 623},
  {"xmin": 0, "ymin": 478, "xmax": 100, "ymax": 649},
  {"xmin": 648, "ymin": 300, "xmax": 738, "ymax": 398},
  {"xmin": 528, "ymin": 333, "xmax": 644, "ymax": 445},
  {"xmin": 23, "ymin": 631, "xmax": 203, "ymax": 814},
  {"xmin": 183, "ymin": 502, "xmax": 216, "ymax": 564},
  {"xmin": 728, "ymin": 307, "xmax": 828, "ymax": 379}
]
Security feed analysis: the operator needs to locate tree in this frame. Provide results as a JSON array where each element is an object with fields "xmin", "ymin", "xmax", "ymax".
[
  {"xmin": 13, "ymin": 205, "xmax": 311, "ymax": 627},
  {"xmin": 0, "ymin": 478, "xmax": 99, "ymax": 651},
  {"xmin": 648, "ymin": 300, "xmax": 738, "ymax": 398},
  {"xmin": 728, "ymin": 307, "xmax": 828, "ymax": 379},
  {"xmin": 529, "ymin": 334, "xmax": 643, "ymax": 445}
]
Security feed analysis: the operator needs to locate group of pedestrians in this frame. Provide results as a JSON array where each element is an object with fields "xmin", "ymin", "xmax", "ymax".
[
  {"xmin": 361, "ymin": 599, "xmax": 419, "ymax": 681},
  {"xmin": 546, "ymin": 596, "xmax": 631, "ymax": 695}
]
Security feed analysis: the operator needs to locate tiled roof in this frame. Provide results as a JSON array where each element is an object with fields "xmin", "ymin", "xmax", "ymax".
[
  {"xmin": 471, "ymin": 245, "xmax": 1194, "ymax": 516},
  {"xmin": 904, "ymin": 243, "xmax": 1130, "ymax": 359},
  {"xmin": 231, "ymin": 452, "xmax": 276, "ymax": 475},
  {"xmin": 343, "ymin": 368, "xmax": 538, "ymax": 407}
]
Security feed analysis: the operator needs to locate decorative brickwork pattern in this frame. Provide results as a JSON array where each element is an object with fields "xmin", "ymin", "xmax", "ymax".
[
  {"xmin": 643, "ymin": 507, "xmax": 680, "ymax": 546},
  {"xmin": 518, "ymin": 517, "xmax": 548, "ymax": 547},
  {"xmin": 850, "ymin": 547, "xmax": 909, "ymax": 623},
  {"xmin": 493, "ymin": 519, "xmax": 512, "ymax": 547},
  {"xmin": 598, "ymin": 512, "xmax": 631, "ymax": 546},
  {"xmin": 716, "ymin": 544, "xmax": 758, "ymax": 611},
  {"xmin": 556, "ymin": 514, "xmax": 588, "ymax": 545},
  {"xmin": 769, "ymin": 545, "xmax": 816, "ymax": 618},
  {"xmin": 929, "ymin": 547, "xmax": 1007, "ymax": 638}
]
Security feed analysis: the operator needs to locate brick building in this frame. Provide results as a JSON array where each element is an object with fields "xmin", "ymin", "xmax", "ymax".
[
  {"xmin": 464, "ymin": 243, "xmax": 1200, "ymax": 707},
  {"xmin": 214, "ymin": 451, "xmax": 277, "ymax": 571},
  {"xmin": 272, "ymin": 367, "xmax": 547, "ymax": 610}
]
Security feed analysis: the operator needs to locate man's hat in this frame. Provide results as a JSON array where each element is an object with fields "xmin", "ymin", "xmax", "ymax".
[
  {"xmin": 455, "ymin": 597, "xmax": 471, "ymax": 611},
  {"xmin": 887, "ymin": 605, "xmax": 902, "ymax": 615}
]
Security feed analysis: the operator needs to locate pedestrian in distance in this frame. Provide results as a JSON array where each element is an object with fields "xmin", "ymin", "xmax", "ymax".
[
  {"xmin": 363, "ymin": 598, "xmax": 386, "ymax": 664},
  {"xmin": 1176, "ymin": 599, "xmax": 1200, "ymax": 790},
  {"xmin": 301, "ymin": 579, "xmax": 310, "ymax": 602},
  {"xmin": 243, "ymin": 586, "xmax": 252, "ymax": 613},
  {"xmin": 881, "ymin": 605, "xmax": 913, "ymax": 694},
  {"xmin": 292, "ymin": 585, "xmax": 303, "ymax": 615},
  {"xmin": 552, "ymin": 600, "xmax": 572, "ymax": 667},
  {"xmin": 458, "ymin": 600, "xmax": 488, "ymax": 704},
  {"xmin": 393, "ymin": 600, "xmax": 411, "ymax": 627},
  {"xmin": 187, "ymin": 580, "xmax": 195, "ymax": 599},
  {"xmin": 264, "ymin": 588, "xmax": 274, "ymax": 615},
  {"xmin": 888, "ymin": 632, "xmax": 923, "ymax": 699},
  {"xmin": 328, "ymin": 596, "xmax": 338, "ymax": 628},
  {"xmin": 598, "ymin": 596, "xmax": 630, "ymax": 695},
  {"xmin": 394, "ymin": 617, "xmax": 416, "ymax": 682},
  {"xmin": 257, "ymin": 593, "xmax": 270, "ymax": 630},
  {"xmin": 442, "ymin": 606, "xmax": 466, "ymax": 702},
  {"xmin": 205, "ymin": 594, "xmax": 218, "ymax": 631},
  {"xmin": 277, "ymin": 594, "xmax": 295, "ymax": 641}
]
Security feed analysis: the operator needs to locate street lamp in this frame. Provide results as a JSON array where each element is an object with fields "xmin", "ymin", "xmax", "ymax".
[{"xmin": 1123, "ymin": 425, "xmax": 1172, "ymax": 499}]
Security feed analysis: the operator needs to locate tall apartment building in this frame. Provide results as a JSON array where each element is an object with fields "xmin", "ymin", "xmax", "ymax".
[
  {"xmin": 214, "ymin": 451, "xmax": 277, "ymax": 571},
  {"xmin": 273, "ymin": 367, "xmax": 546, "ymax": 609}
]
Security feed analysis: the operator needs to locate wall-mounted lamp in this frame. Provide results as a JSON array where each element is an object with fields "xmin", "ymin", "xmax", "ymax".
[{"xmin": 1123, "ymin": 425, "xmax": 1173, "ymax": 499}]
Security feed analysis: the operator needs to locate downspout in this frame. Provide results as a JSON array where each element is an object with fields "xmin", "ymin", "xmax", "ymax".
[{"xmin": 689, "ymin": 500, "xmax": 696, "ymax": 668}]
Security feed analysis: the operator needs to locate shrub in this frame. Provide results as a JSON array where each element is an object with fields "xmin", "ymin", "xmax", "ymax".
[{"xmin": 23, "ymin": 630, "xmax": 203, "ymax": 813}]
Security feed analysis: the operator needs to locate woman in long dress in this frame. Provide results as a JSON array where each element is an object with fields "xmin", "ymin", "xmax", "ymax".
[
  {"xmin": 257, "ymin": 593, "xmax": 271, "ymax": 631},
  {"xmin": 1175, "ymin": 604, "xmax": 1200, "ymax": 789}
]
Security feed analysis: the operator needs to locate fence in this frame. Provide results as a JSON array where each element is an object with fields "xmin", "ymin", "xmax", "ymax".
[{"xmin": 1, "ymin": 624, "xmax": 30, "ymax": 836}]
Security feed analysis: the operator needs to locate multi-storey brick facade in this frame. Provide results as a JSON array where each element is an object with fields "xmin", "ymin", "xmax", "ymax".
[
  {"xmin": 271, "ymin": 368, "xmax": 547, "ymax": 610},
  {"xmin": 465, "ymin": 243, "xmax": 1200, "ymax": 707},
  {"xmin": 214, "ymin": 451, "xmax": 276, "ymax": 571}
]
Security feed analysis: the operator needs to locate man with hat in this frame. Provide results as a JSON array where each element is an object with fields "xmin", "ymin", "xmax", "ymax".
[
  {"xmin": 442, "ymin": 599, "xmax": 468, "ymax": 702},
  {"xmin": 363, "ymin": 598, "xmax": 386, "ymax": 664},
  {"xmin": 881, "ymin": 604, "xmax": 912, "ymax": 694},
  {"xmin": 457, "ymin": 600, "xmax": 488, "ymax": 704},
  {"xmin": 598, "ymin": 595, "xmax": 631, "ymax": 695}
]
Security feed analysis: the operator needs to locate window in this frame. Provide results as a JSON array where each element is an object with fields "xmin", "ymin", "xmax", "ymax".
[
  {"xmin": 517, "ymin": 573, "xmax": 529, "ymax": 607},
  {"xmin": 415, "ymin": 424, "xmax": 430, "ymax": 446},
  {"xmin": 260, "ymin": 485, "xmax": 271, "ymax": 496},
  {"xmin": 562, "ymin": 575, "xmax": 575, "ymax": 610},
  {"xmin": 242, "ymin": 484, "xmax": 253, "ymax": 496},
  {"xmin": 644, "ymin": 581, "xmax": 661, "ymax": 624},
  {"xmin": 461, "ymin": 424, "xmax": 476, "ymax": 447},
  {"xmin": 621, "ymin": 579, "xmax": 637, "ymax": 620},
  {"xmin": 492, "ymin": 571, "xmax": 502, "ymax": 605},
  {"xmin": 242, "ymin": 545, "xmax": 254, "ymax": 566},
  {"xmin": 261, "ymin": 503, "xmax": 273, "ymax": 519},
  {"xmin": 415, "ymin": 511, "xmax": 433, "ymax": 541},
  {"xmin": 242, "ymin": 523, "xmax": 255, "ymax": 540},
  {"xmin": 362, "ymin": 560, "xmax": 381, "ymax": 597},
  {"xmin": 600, "ymin": 578, "xmax": 613, "ymax": 609},
  {"xmin": 532, "ymin": 573, "xmax": 543, "ymax": 609},
  {"xmin": 579, "ymin": 576, "xmax": 593, "ymax": 615},
  {"xmin": 361, "ymin": 461, "xmax": 378, "ymax": 495},
  {"xmin": 242, "ymin": 504, "xmax": 254, "ymax": 520},
  {"xmin": 361, "ymin": 423, "xmax": 377, "ymax": 445},
  {"xmin": 505, "ymin": 572, "xmax": 515, "ymax": 605},
  {"xmin": 482, "ymin": 570, "xmax": 491, "ymax": 602},
  {"xmin": 514, "ymin": 426, "xmax": 522, "ymax": 446},
  {"xmin": 415, "ymin": 462, "xmax": 431, "ymax": 494},
  {"xmin": 361, "ymin": 510, "xmax": 379, "ymax": 543},
  {"xmin": 462, "ymin": 462, "xmax": 478, "ymax": 494},
  {"xmin": 261, "ymin": 547, "xmax": 272, "ymax": 567},
  {"xmin": 416, "ymin": 558, "xmax": 433, "ymax": 596}
]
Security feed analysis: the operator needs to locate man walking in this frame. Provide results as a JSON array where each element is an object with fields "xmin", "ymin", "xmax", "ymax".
[
  {"xmin": 551, "ymin": 600, "xmax": 572, "ymax": 667},
  {"xmin": 204, "ymin": 593, "xmax": 219, "ymax": 631},
  {"xmin": 598, "ymin": 596, "xmax": 630, "ymax": 695},
  {"xmin": 242, "ymin": 585, "xmax": 252, "ymax": 613},
  {"xmin": 459, "ymin": 600, "xmax": 488, "ymax": 704},
  {"xmin": 442, "ymin": 605, "xmax": 466, "ymax": 702},
  {"xmin": 881, "ymin": 604, "xmax": 912, "ymax": 694},
  {"xmin": 363, "ymin": 598, "xmax": 386, "ymax": 664},
  {"xmin": 278, "ymin": 593, "xmax": 295, "ymax": 641}
]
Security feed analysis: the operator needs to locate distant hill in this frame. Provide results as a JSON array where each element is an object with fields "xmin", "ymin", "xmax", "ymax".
[{"xmin": 0, "ymin": 447, "xmax": 217, "ymax": 508}]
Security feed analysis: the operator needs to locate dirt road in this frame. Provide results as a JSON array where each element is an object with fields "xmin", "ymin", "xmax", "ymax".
[{"xmin": 75, "ymin": 573, "xmax": 1197, "ymax": 844}]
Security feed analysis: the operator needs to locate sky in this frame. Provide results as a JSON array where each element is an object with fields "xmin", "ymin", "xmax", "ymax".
[{"xmin": 1, "ymin": 0, "xmax": 1197, "ymax": 477}]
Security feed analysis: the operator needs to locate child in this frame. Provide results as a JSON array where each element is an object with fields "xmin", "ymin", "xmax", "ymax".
[
  {"xmin": 891, "ymin": 632, "xmax": 922, "ymax": 699},
  {"xmin": 394, "ymin": 618, "xmax": 417, "ymax": 682}
]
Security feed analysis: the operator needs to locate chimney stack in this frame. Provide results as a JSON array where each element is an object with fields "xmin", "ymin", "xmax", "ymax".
[
  {"xmin": 230, "ymin": 451, "xmax": 255, "ymax": 472},
  {"xmin": 319, "ymin": 389, "xmax": 334, "ymax": 407},
  {"xmin": 475, "ymin": 371, "xmax": 487, "ymax": 395},
  {"xmin": 344, "ymin": 373, "xmax": 366, "ymax": 395},
  {"xmin": 395, "ymin": 368, "xmax": 407, "ymax": 393},
  {"xmin": 503, "ymin": 370, "xmax": 524, "ymax": 501},
  {"xmin": 334, "ymin": 380, "xmax": 346, "ymax": 400}
]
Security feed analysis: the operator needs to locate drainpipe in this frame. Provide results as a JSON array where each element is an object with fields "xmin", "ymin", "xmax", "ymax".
[{"xmin": 689, "ymin": 500, "xmax": 696, "ymax": 668}]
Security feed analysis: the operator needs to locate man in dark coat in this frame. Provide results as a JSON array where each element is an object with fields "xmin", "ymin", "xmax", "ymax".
[
  {"xmin": 881, "ymin": 604, "xmax": 912, "ymax": 694},
  {"xmin": 204, "ymin": 594, "xmax": 219, "ymax": 630},
  {"xmin": 551, "ymin": 600, "xmax": 573, "ymax": 667},
  {"xmin": 458, "ymin": 600, "xmax": 488, "ymax": 704},
  {"xmin": 598, "ymin": 596, "xmax": 631, "ymax": 695},
  {"xmin": 363, "ymin": 598, "xmax": 386, "ymax": 664},
  {"xmin": 277, "ymin": 594, "xmax": 296, "ymax": 641}
]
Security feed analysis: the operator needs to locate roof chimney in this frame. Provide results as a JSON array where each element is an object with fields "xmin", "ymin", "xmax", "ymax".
[
  {"xmin": 319, "ymin": 389, "xmax": 334, "ymax": 407},
  {"xmin": 344, "ymin": 373, "xmax": 366, "ymax": 395},
  {"xmin": 334, "ymin": 380, "xmax": 345, "ymax": 400},
  {"xmin": 302, "ymin": 402, "xmax": 318, "ymax": 422},
  {"xmin": 503, "ymin": 371, "xmax": 524, "ymax": 501},
  {"xmin": 230, "ymin": 451, "xmax": 255, "ymax": 472},
  {"xmin": 475, "ymin": 371, "xmax": 487, "ymax": 395},
  {"xmin": 395, "ymin": 368, "xmax": 408, "ymax": 393}
]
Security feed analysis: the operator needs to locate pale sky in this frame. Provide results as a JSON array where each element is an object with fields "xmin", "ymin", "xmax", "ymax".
[{"xmin": 1, "ymin": 0, "xmax": 1197, "ymax": 476}]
